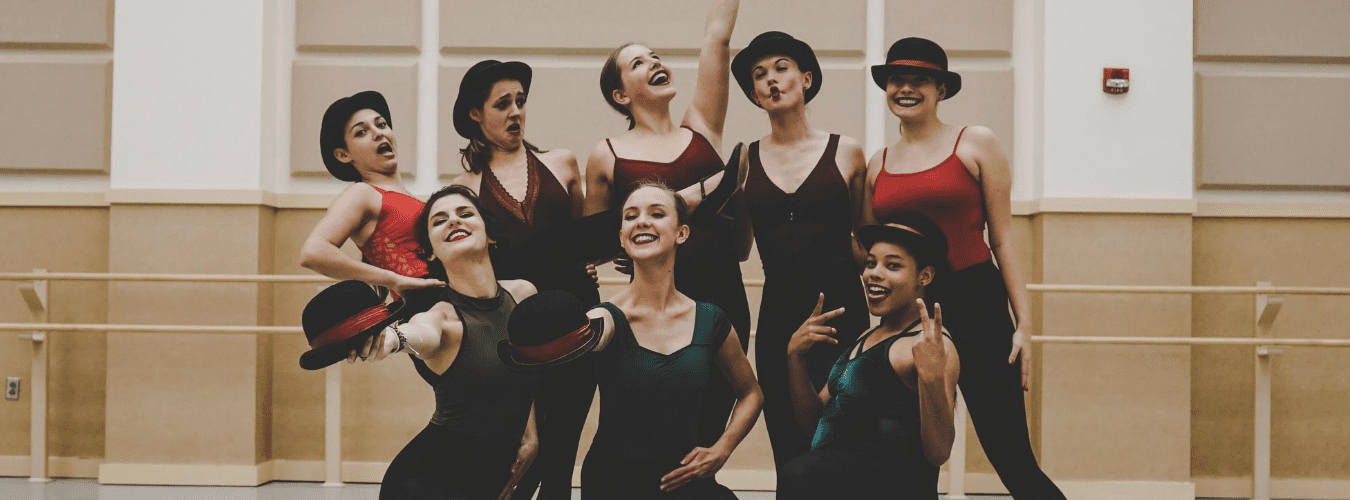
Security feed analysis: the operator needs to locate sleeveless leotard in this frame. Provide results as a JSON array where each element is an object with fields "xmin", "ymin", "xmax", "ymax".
[
  {"xmin": 871, "ymin": 127, "xmax": 991, "ymax": 271},
  {"xmin": 359, "ymin": 185, "xmax": 429, "ymax": 278},
  {"xmin": 380, "ymin": 284, "xmax": 541, "ymax": 499},
  {"xmin": 743, "ymin": 134, "xmax": 867, "ymax": 466}
]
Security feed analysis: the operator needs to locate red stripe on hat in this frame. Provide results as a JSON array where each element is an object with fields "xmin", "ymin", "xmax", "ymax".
[
  {"xmin": 311, "ymin": 304, "xmax": 391, "ymax": 349},
  {"xmin": 510, "ymin": 323, "xmax": 595, "ymax": 365},
  {"xmin": 888, "ymin": 59, "xmax": 943, "ymax": 70}
]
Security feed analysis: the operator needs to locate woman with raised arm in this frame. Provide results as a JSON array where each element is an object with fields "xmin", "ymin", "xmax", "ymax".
[
  {"xmin": 728, "ymin": 31, "xmax": 870, "ymax": 469},
  {"xmin": 778, "ymin": 211, "xmax": 959, "ymax": 500},
  {"xmin": 357, "ymin": 184, "xmax": 540, "ymax": 500},
  {"xmin": 300, "ymin": 91, "xmax": 445, "ymax": 299},
  {"xmin": 863, "ymin": 38, "xmax": 1064, "ymax": 498},
  {"xmin": 448, "ymin": 59, "xmax": 598, "ymax": 500},
  {"xmin": 579, "ymin": 183, "xmax": 762, "ymax": 499},
  {"xmin": 583, "ymin": 0, "xmax": 751, "ymax": 450}
]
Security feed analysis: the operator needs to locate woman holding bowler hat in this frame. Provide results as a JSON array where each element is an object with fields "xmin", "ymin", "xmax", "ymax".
[
  {"xmin": 728, "ymin": 31, "xmax": 870, "ymax": 469},
  {"xmin": 449, "ymin": 59, "xmax": 598, "ymax": 500},
  {"xmin": 300, "ymin": 90, "xmax": 445, "ymax": 302},
  {"xmin": 864, "ymin": 37, "xmax": 1064, "ymax": 498}
]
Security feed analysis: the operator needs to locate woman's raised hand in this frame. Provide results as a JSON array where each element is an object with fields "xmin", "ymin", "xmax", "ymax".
[
  {"xmin": 912, "ymin": 298, "xmax": 947, "ymax": 384},
  {"xmin": 787, "ymin": 293, "xmax": 846, "ymax": 357}
]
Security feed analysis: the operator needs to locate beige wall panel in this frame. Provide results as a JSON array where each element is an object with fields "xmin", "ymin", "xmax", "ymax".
[
  {"xmin": 105, "ymin": 205, "xmax": 267, "ymax": 465},
  {"xmin": 291, "ymin": 61, "xmax": 419, "ymax": 177},
  {"xmin": 885, "ymin": 0, "xmax": 1013, "ymax": 55},
  {"xmin": 1191, "ymin": 218, "xmax": 1350, "ymax": 479},
  {"xmin": 295, "ymin": 0, "xmax": 421, "ymax": 50},
  {"xmin": 1197, "ymin": 73, "xmax": 1350, "ymax": 190},
  {"xmin": 885, "ymin": 68, "xmax": 1013, "ymax": 160},
  {"xmin": 342, "ymin": 356, "xmax": 433, "ymax": 462},
  {"xmin": 1196, "ymin": 0, "xmax": 1350, "ymax": 59},
  {"xmin": 440, "ymin": 0, "xmax": 865, "ymax": 53},
  {"xmin": 0, "ymin": 61, "xmax": 111, "ymax": 173},
  {"xmin": 0, "ymin": 0, "xmax": 112, "ymax": 47},
  {"xmin": 0, "ymin": 207, "xmax": 109, "ymax": 459},
  {"xmin": 1037, "ymin": 214, "xmax": 1192, "ymax": 481}
]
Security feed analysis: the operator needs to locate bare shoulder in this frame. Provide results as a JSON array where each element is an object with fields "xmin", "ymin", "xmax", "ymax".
[
  {"xmin": 834, "ymin": 134, "xmax": 867, "ymax": 167},
  {"xmin": 416, "ymin": 301, "xmax": 460, "ymax": 325},
  {"xmin": 332, "ymin": 182, "xmax": 382, "ymax": 210},
  {"xmin": 960, "ymin": 125, "xmax": 1002, "ymax": 151},
  {"xmin": 450, "ymin": 171, "xmax": 482, "ymax": 192},
  {"xmin": 502, "ymin": 279, "xmax": 537, "ymax": 301},
  {"xmin": 537, "ymin": 148, "xmax": 581, "ymax": 179}
]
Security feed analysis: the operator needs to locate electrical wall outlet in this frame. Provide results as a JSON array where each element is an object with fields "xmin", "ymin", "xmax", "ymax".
[{"xmin": 5, "ymin": 377, "xmax": 18, "ymax": 401}]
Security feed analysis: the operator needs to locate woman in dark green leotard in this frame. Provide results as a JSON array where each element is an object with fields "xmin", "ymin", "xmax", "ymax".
[
  {"xmin": 778, "ymin": 211, "xmax": 961, "ymax": 499},
  {"xmin": 580, "ymin": 183, "xmax": 763, "ymax": 499}
]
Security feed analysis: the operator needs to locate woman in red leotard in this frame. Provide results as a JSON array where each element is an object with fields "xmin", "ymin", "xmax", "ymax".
[
  {"xmin": 447, "ymin": 59, "xmax": 597, "ymax": 500},
  {"xmin": 863, "ymin": 37, "xmax": 1064, "ymax": 499},
  {"xmin": 582, "ymin": 0, "xmax": 752, "ymax": 452},
  {"xmin": 300, "ymin": 91, "xmax": 445, "ymax": 300},
  {"xmin": 727, "ymin": 31, "xmax": 870, "ymax": 471}
]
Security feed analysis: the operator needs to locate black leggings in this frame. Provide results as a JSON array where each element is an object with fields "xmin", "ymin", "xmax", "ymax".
[
  {"xmin": 580, "ymin": 445, "xmax": 738, "ymax": 500},
  {"xmin": 380, "ymin": 425, "xmax": 515, "ymax": 500},
  {"xmin": 932, "ymin": 261, "xmax": 1064, "ymax": 500},
  {"xmin": 778, "ymin": 448, "xmax": 922, "ymax": 500},
  {"xmin": 511, "ymin": 355, "xmax": 597, "ymax": 500}
]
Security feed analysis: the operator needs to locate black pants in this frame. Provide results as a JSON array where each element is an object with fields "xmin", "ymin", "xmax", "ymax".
[
  {"xmin": 581, "ymin": 445, "xmax": 738, "ymax": 500},
  {"xmin": 380, "ymin": 425, "xmax": 515, "ymax": 500},
  {"xmin": 778, "ymin": 448, "xmax": 925, "ymax": 500},
  {"xmin": 511, "ymin": 355, "xmax": 597, "ymax": 500},
  {"xmin": 932, "ymin": 261, "xmax": 1065, "ymax": 500}
]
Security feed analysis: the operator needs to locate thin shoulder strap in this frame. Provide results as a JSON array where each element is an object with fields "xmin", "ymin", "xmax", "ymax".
[
  {"xmin": 605, "ymin": 138, "xmax": 618, "ymax": 158},
  {"xmin": 597, "ymin": 302, "xmax": 632, "ymax": 346},
  {"xmin": 823, "ymin": 133, "xmax": 841, "ymax": 160},
  {"xmin": 951, "ymin": 126, "xmax": 968, "ymax": 155},
  {"xmin": 882, "ymin": 147, "xmax": 888, "ymax": 169}
]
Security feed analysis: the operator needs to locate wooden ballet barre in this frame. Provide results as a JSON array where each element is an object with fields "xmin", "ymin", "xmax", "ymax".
[
  {"xmin": 0, "ymin": 271, "xmax": 334, "ymax": 283},
  {"xmin": 1027, "ymin": 284, "xmax": 1350, "ymax": 295},
  {"xmin": 0, "ymin": 323, "xmax": 301, "ymax": 334},
  {"xmin": 1032, "ymin": 336, "xmax": 1350, "ymax": 347}
]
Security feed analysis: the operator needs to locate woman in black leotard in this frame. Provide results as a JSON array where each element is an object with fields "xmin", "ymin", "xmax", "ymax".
[
  {"xmin": 448, "ymin": 59, "xmax": 599, "ymax": 500},
  {"xmin": 582, "ymin": 0, "xmax": 751, "ymax": 452},
  {"xmin": 357, "ymin": 184, "xmax": 540, "ymax": 500},
  {"xmin": 778, "ymin": 211, "xmax": 960, "ymax": 500},
  {"xmin": 730, "ymin": 31, "xmax": 871, "ymax": 470},
  {"xmin": 579, "ymin": 183, "xmax": 763, "ymax": 499}
]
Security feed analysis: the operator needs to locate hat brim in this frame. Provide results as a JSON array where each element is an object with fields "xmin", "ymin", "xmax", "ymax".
[
  {"xmin": 869, "ymin": 65, "xmax": 962, "ymax": 100},
  {"xmin": 453, "ymin": 61, "xmax": 533, "ymax": 140},
  {"xmin": 320, "ymin": 91, "xmax": 392, "ymax": 181},
  {"xmin": 732, "ymin": 37, "xmax": 822, "ymax": 107},
  {"xmin": 298, "ymin": 298, "xmax": 413, "ymax": 371},
  {"xmin": 497, "ymin": 316, "xmax": 603, "ymax": 372},
  {"xmin": 856, "ymin": 224, "xmax": 930, "ymax": 256}
]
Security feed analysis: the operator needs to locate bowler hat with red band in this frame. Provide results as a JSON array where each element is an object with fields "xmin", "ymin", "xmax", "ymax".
[
  {"xmin": 300, "ymin": 280, "xmax": 413, "ymax": 370},
  {"xmin": 870, "ymin": 37, "xmax": 962, "ymax": 99},
  {"xmin": 498, "ymin": 290, "xmax": 602, "ymax": 371}
]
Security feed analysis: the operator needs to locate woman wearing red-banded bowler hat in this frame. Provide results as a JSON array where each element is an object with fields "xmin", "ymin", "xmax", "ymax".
[
  {"xmin": 863, "ymin": 37, "xmax": 1064, "ymax": 499},
  {"xmin": 300, "ymin": 91, "xmax": 445, "ymax": 301},
  {"xmin": 729, "ymin": 30, "xmax": 870, "ymax": 470}
]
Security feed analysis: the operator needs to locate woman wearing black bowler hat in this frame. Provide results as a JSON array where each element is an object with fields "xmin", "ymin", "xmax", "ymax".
[
  {"xmin": 729, "ymin": 31, "xmax": 871, "ymax": 470},
  {"xmin": 300, "ymin": 90, "xmax": 446, "ymax": 303},
  {"xmin": 863, "ymin": 37, "xmax": 1064, "ymax": 499},
  {"xmin": 449, "ymin": 59, "xmax": 599, "ymax": 500}
]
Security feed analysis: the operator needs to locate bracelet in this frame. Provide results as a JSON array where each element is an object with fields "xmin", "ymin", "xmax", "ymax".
[{"xmin": 391, "ymin": 321, "xmax": 421, "ymax": 358}]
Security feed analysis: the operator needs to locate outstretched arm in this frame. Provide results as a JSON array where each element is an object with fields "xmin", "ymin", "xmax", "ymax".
[
  {"xmin": 583, "ymin": 141, "xmax": 616, "ymax": 216},
  {"xmin": 681, "ymin": 0, "xmax": 739, "ymax": 146}
]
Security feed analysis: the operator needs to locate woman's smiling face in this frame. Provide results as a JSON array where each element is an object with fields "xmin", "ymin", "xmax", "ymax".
[{"xmin": 619, "ymin": 185, "xmax": 688, "ymax": 261}]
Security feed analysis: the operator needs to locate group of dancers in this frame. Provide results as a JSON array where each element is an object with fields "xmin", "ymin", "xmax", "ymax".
[{"xmin": 294, "ymin": 1, "xmax": 1064, "ymax": 498}]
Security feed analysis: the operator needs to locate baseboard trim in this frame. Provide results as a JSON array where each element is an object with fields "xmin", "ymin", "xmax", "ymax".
[
  {"xmin": 97, "ymin": 462, "xmax": 272, "ymax": 486},
  {"xmin": 1195, "ymin": 476, "xmax": 1350, "ymax": 499},
  {"xmin": 0, "ymin": 455, "xmax": 103, "ymax": 479}
]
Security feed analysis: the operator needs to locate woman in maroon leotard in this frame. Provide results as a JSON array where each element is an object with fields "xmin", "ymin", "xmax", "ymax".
[
  {"xmin": 300, "ymin": 91, "xmax": 445, "ymax": 299},
  {"xmin": 728, "ymin": 31, "xmax": 870, "ymax": 470},
  {"xmin": 863, "ymin": 37, "xmax": 1064, "ymax": 499},
  {"xmin": 447, "ymin": 59, "xmax": 597, "ymax": 500},
  {"xmin": 581, "ymin": 0, "xmax": 750, "ymax": 452}
]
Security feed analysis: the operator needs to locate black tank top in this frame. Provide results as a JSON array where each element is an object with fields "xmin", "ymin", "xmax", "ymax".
[
  {"xmin": 812, "ymin": 321, "xmax": 945, "ymax": 492},
  {"xmin": 411, "ymin": 284, "xmax": 541, "ymax": 452},
  {"xmin": 590, "ymin": 301, "xmax": 732, "ymax": 459},
  {"xmin": 745, "ymin": 134, "xmax": 855, "ymax": 275}
]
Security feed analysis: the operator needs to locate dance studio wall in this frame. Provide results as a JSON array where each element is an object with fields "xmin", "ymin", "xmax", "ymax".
[{"xmin": 2, "ymin": 0, "xmax": 1350, "ymax": 498}]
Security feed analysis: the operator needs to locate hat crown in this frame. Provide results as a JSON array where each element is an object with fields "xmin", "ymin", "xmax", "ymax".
[
  {"xmin": 301, "ymin": 280, "xmax": 384, "ymax": 343},
  {"xmin": 452, "ymin": 60, "xmax": 532, "ymax": 140},
  {"xmin": 319, "ymin": 90, "xmax": 391, "ymax": 182},
  {"xmin": 507, "ymin": 290, "xmax": 589, "ymax": 347},
  {"xmin": 885, "ymin": 37, "xmax": 949, "ymax": 70}
]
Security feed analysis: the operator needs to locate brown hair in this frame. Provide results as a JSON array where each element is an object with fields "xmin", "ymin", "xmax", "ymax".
[
  {"xmin": 458, "ymin": 78, "xmax": 545, "ymax": 174},
  {"xmin": 600, "ymin": 43, "xmax": 639, "ymax": 130}
]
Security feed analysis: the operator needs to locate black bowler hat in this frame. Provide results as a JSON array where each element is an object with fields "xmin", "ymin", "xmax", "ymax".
[
  {"xmin": 319, "ymin": 91, "xmax": 393, "ymax": 182},
  {"xmin": 498, "ymin": 290, "xmax": 602, "ymax": 371},
  {"xmin": 300, "ymin": 280, "xmax": 414, "ymax": 370},
  {"xmin": 453, "ymin": 60, "xmax": 533, "ymax": 140},
  {"xmin": 856, "ymin": 210, "xmax": 951, "ymax": 279},
  {"xmin": 731, "ymin": 31, "xmax": 822, "ymax": 107},
  {"xmin": 870, "ymin": 37, "xmax": 962, "ymax": 99}
]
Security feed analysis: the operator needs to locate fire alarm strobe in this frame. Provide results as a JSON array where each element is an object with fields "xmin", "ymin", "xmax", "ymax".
[{"xmin": 1104, "ymin": 68, "xmax": 1129, "ymax": 94}]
